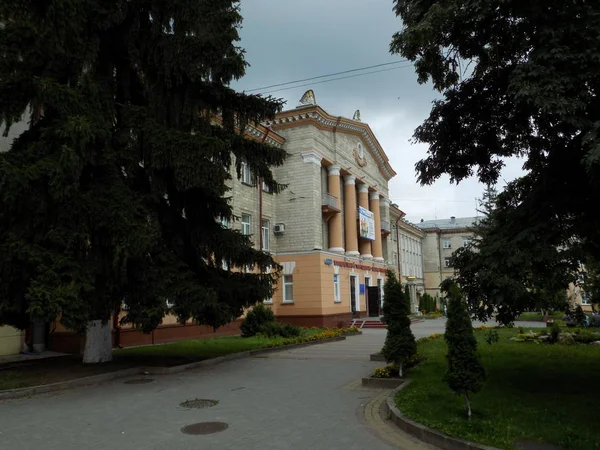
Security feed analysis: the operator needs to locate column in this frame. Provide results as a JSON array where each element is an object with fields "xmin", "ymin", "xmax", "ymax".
[
  {"xmin": 327, "ymin": 165, "xmax": 344, "ymax": 253},
  {"xmin": 343, "ymin": 175, "xmax": 359, "ymax": 256},
  {"xmin": 370, "ymin": 191, "xmax": 384, "ymax": 261},
  {"xmin": 357, "ymin": 183, "xmax": 372, "ymax": 259}
]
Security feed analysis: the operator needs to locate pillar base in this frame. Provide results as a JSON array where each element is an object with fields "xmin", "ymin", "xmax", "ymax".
[
  {"xmin": 361, "ymin": 254, "xmax": 373, "ymax": 260},
  {"xmin": 329, "ymin": 247, "xmax": 345, "ymax": 253},
  {"xmin": 373, "ymin": 257, "xmax": 385, "ymax": 262},
  {"xmin": 346, "ymin": 250, "xmax": 360, "ymax": 257}
]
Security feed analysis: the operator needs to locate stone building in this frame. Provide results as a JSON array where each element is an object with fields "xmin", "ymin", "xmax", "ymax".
[
  {"xmin": 253, "ymin": 91, "xmax": 405, "ymax": 326},
  {"xmin": 1, "ymin": 91, "xmax": 424, "ymax": 354},
  {"xmin": 417, "ymin": 216, "xmax": 479, "ymax": 301}
]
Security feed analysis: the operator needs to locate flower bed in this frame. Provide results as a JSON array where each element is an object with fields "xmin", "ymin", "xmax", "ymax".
[{"xmin": 260, "ymin": 326, "xmax": 359, "ymax": 349}]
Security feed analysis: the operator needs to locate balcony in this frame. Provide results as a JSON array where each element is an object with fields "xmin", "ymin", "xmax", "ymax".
[
  {"xmin": 322, "ymin": 192, "xmax": 340, "ymax": 221},
  {"xmin": 381, "ymin": 219, "xmax": 391, "ymax": 237}
]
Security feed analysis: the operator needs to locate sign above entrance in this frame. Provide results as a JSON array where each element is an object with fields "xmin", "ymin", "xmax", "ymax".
[
  {"xmin": 358, "ymin": 206, "xmax": 375, "ymax": 241},
  {"xmin": 334, "ymin": 260, "xmax": 387, "ymax": 273},
  {"xmin": 324, "ymin": 258, "xmax": 333, "ymax": 265}
]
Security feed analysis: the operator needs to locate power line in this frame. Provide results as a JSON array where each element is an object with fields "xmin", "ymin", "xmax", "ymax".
[
  {"xmin": 259, "ymin": 63, "xmax": 414, "ymax": 95},
  {"xmin": 245, "ymin": 59, "xmax": 409, "ymax": 93}
]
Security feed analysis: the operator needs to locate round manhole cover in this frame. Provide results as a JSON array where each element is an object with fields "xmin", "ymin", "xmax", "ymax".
[
  {"xmin": 180, "ymin": 398, "xmax": 219, "ymax": 409},
  {"xmin": 124, "ymin": 378, "xmax": 154, "ymax": 385},
  {"xmin": 181, "ymin": 422, "xmax": 228, "ymax": 435}
]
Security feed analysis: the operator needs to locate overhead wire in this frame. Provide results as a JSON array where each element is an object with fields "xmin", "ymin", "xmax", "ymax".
[
  {"xmin": 245, "ymin": 59, "xmax": 411, "ymax": 94},
  {"xmin": 257, "ymin": 63, "xmax": 415, "ymax": 95}
]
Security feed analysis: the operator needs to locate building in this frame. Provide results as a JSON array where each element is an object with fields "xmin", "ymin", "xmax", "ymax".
[
  {"xmin": 388, "ymin": 205, "xmax": 425, "ymax": 312},
  {"xmin": 250, "ymin": 90, "xmax": 402, "ymax": 327},
  {"xmin": 418, "ymin": 216, "xmax": 479, "ymax": 300},
  {"xmin": 1, "ymin": 91, "xmax": 414, "ymax": 354}
]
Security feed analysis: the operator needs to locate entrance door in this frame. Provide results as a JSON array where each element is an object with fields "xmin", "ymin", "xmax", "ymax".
[
  {"xmin": 368, "ymin": 286, "xmax": 380, "ymax": 317},
  {"xmin": 350, "ymin": 275, "xmax": 357, "ymax": 316}
]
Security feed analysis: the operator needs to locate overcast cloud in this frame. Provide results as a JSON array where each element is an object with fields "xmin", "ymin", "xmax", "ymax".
[{"xmin": 232, "ymin": 0, "xmax": 524, "ymax": 223}]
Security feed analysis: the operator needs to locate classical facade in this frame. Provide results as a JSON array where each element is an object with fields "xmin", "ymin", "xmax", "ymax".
[
  {"xmin": 418, "ymin": 216, "xmax": 478, "ymax": 300},
  {"xmin": 234, "ymin": 91, "xmax": 402, "ymax": 327}
]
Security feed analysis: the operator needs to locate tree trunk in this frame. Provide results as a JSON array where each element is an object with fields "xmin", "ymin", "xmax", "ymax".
[
  {"xmin": 83, "ymin": 320, "xmax": 113, "ymax": 364},
  {"xmin": 464, "ymin": 392, "xmax": 472, "ymax": 419},
  {"xmin": 398, "ymin": 361, "xmax": 403, "ymax": 378}
]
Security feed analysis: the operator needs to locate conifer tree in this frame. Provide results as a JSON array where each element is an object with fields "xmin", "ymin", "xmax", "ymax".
[
  {"xmin": 0, "ymin": 2, "xmax": 286, "ymax": 362},
  {"xmin": 442, "ymin": 280, "xmax": 486, "ymax": 419},
  {"xmin": 382, "ymin": 270, "xmax": 416, "ymax": 376}
]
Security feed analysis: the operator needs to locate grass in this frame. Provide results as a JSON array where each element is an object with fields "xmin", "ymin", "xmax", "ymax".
[
  {"xmin": 396, "ymin": 328, "xmax": 600, "ymax": 450},
  {"xmin": 113, "ymin": 329, "xmax": 324, "ymax": 366},
  {"xmin": 516, "ymin": 311, "xmax": 564, "ymax": 321},
  {"xmin": 0, "ymin": 327, "xmax": 336, "ymax": 391}
]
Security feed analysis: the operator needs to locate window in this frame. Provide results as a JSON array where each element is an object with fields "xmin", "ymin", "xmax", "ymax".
[
  {"xmin": 241, "ymin": 214, "xmax": 251, "ymax": 236},
  {"xmin": 581, "ymin": 291, "xmax": 591, "ymax": 305},
  {"xmin": 261, "ymin": 219, "xmax": 270, "ymax": 251},
  {"xmin": 241, "ymin": 160, "xmax": 254, "ymax": 185},
  {"xmin": 283, "ymin": 275, "xmax": 294, "ymax": 303},
  {"xmin": 262, "ymin": 180, "xmax": 273, "ymax": 193},
  {"xmin": 463, "ymin": 238, "xmax": 471, "ymax": 247},
  {"xmin": 334, "ymin": 274, "xmax": 341, "ymax": 303},
  {"xmin": 443, "ymin": 239, "xmax": 452, "ymax": 249},
  {"xmin": 220, "ymin": 216, "xmax": 229, "ymax": 229},
  {"xmin": 444, "ymin": 257, "xmax": 452, "ymax": 268},
  {"xmin": 264, "ymin": 266, "xmax": 273, "ymax": 304}
]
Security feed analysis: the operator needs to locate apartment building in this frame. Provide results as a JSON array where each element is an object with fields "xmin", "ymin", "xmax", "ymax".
[{"xmin": 418, "ymin": 216, "xmax": 478, "ymax": 300}]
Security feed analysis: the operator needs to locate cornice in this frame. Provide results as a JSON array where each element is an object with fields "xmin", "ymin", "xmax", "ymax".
[{"xmin": 266, "ymin": 105, "xmax": 397, "ymax": 181}]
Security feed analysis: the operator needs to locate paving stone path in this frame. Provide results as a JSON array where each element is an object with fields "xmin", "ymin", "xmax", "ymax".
[{"xmin": 0, "ymin": 319, "xmax": 544, "ymax": 450}]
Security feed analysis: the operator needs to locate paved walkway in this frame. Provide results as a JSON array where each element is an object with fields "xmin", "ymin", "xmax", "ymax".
[{"xmin": 0, "ymin": 319, "xmax": 543, "ymax": 450}]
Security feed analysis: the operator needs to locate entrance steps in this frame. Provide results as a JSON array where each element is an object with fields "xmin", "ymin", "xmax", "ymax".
[
  {"xmin": 348, "ymin": 317, "xmax": 424, "ymax": 330},
  {"xmin": 349, "ymin": 318, "xmax": 387, "ymax": 329}
]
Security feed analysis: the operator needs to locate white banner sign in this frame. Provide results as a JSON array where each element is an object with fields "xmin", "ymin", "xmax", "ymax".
[{"xmin": 358, "ymin": 206, "xmax": 375, "ymax": 241}]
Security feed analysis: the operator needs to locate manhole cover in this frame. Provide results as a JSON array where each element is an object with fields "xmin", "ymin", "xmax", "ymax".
[
  {"xmin": 124, "ymin": 378, "xmax": 154, "ymax": 385},
  {"xmin": 181, "ymin": 422, "xmax": 228, "ymax": 435},
  {"xmin": 180, "ymin": 398, "xmax": 219, "ymax": 409}
]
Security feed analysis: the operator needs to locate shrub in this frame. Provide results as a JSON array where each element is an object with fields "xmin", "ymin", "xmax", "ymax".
[
  {"xmin": 241, "ymin": 303, "xmax": 275, "ymax": 337},
  {"xmin": 382, "ymin": 270, "xmax": 417, "ymax": 377},
  {"xmin": 574, "ymin": 304, "xmax": 587, "ymax": 328},
  {"xmin": 419, "ymin": 293, "xmax": 437, "ymax": 314},
  {"xmin": 572, "ymin": 329, "xmax": 600, "ymax": 344},
  {"xmin": 442, "ymin": 279, "xmax": 486, "ymax": 419},
  {"xmin": 550, "ymin": 322, "xmax": 561, "ymax": 344},
  {"xmin": 258, "ymin": 321, "xmax": 302, "ymax": 338}
]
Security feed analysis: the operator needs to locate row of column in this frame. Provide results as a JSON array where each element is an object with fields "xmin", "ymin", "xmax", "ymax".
[{"xmin": 327, "ymin": 165, "xmax": 384, "ymax": 261}]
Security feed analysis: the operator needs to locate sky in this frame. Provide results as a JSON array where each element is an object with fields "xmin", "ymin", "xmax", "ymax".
[{"xmin": 231, "ymin": 0, "xmax": 525, "ymax": 223}]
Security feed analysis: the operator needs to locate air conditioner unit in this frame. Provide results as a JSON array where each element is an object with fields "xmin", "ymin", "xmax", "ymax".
[{"xmin": 274, "ymin": 223, "xmax": 285, "ymax": 234}]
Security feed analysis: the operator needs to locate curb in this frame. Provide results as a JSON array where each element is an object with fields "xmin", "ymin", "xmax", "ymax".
[
  {"xmin": 0, "ymin": 335, "xmax": 351, "ymax": 400},
  {"xmin": 0, "ymin": 367, "xmax": 142, "ymax": 401},
  {"xmin": 361, "ymin": 377, "xmax": 405, "ymax": 389},
  {"xmin": 384, "ymin": 381, "xmax": 500, "ymax": 450}
]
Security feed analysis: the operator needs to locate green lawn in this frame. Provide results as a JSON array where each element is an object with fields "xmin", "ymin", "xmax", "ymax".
[
  {"xmin": 396, "ymin": 328, "xmax": 600, "ymax": 450},
  {"xmin": 516, "ymin": 311, "xmax": 564, "ymax": 321},
  {"xmin": 114, "ymin": 333, "xmax": 314, "ymax": 366}
]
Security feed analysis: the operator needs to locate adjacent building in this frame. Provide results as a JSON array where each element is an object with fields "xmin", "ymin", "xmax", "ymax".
[{"xmin": 417, "ymin": 216, "xmax": 479, "ymax": 301}]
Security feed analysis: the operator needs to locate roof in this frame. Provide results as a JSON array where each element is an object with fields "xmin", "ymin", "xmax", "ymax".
[{"xmin": 417, "ymin": 216, "xmax": 479, "ymax": 231}]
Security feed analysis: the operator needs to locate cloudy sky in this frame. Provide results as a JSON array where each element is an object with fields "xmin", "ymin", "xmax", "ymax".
[{"xmin": 232, "ymin": 0, "xmax": 524, "ymax": 223}]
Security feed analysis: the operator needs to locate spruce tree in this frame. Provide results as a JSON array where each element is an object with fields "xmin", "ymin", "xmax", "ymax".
[
  {"xmin": 0, "ymin": 2, "xmax": 286, "ymax": 362},
  {"xmin": 442, "ymin": 280, "xmax": 486, "ymax": 419},
  {"xmin": 382, "ymin": 270, "xmax": 416, "ymax": 377}
]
